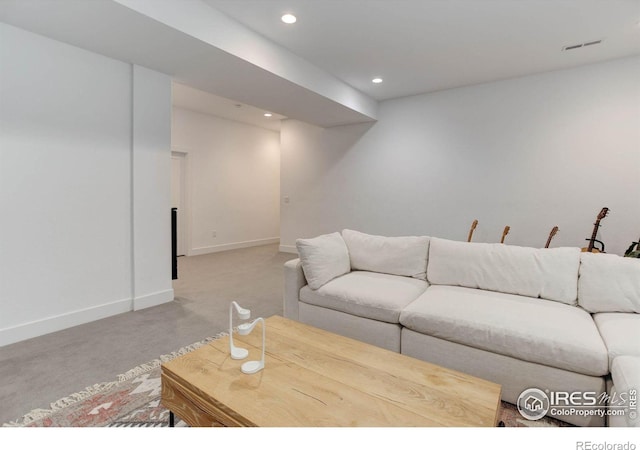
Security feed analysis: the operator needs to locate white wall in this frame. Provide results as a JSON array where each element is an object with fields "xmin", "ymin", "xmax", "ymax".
[
  {"xmin": 132, "ymin": 66, "xmax": 173, "ymax": 310},
  {"xmin": 0, "ymin": 24, "xmax": 173, "ymax": 346},
  {"xmin": 171, "ymin": 107, "xmax": 280, "ymax": 255},
  {"xmin": 281, "ymin": 56, "xmax": 640, "ymax": 256}
]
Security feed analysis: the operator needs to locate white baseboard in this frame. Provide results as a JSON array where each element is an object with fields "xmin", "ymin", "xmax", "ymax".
[
  {"xmin": 133, "ymin": 289, "xmax": 174, "ymax": 311},
  {"xmin": 279, "ymin": 245, "xmax": 298, "ymax": 254},
  {"xmin": 0, "ymin": 298, "xmax": 132, "ymax": 347},
  {"xmin": 191, "ymin": 237, "xmax": 280, "ymax": 256}
]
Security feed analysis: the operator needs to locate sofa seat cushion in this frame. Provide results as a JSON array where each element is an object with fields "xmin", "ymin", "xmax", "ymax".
[
  {"xmin": 593, "ymin": 313, "xmax": 640, "ymax": 368},
  {"xmin": 610, "ymin": 356, "xmax": 640, "ymax": 427},
  {"xmin": 300, "ymin": 271, "xmax": 428, "ymax": 324},
  {"xmin": 399, "ymin": 285, "xmax": 609, "ymax": 376}
]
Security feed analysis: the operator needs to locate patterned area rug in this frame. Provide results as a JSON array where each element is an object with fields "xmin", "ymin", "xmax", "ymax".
[
  {"xmin": 1, "ymin": 334, "xmax": 224, "ymax": 428},
  {"xmin": 3, "ymin": 333, "xmax": 571, "ymax": 428}
]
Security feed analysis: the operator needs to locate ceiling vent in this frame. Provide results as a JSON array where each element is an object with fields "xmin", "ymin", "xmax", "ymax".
[{"xmin": 562, "ymin": 39, "xmax": 604, "ymax": 51}]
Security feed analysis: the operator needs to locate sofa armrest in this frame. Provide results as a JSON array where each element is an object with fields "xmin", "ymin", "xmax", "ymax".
[
  {"xmin": 284, "ymin": 258, "xmax": 306, "ymax": 320},
  {"xmin": 610, "ymin": 356, "xmax": 640, "ymax": 427}
]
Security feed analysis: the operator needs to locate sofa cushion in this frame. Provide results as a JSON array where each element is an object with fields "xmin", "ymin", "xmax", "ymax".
[
  {"xmin": 578, "ymin": 252, "xmax": 640, "ymax": 313},
  {"xmin": 399, "ymin": 285, "xmax": 609, "ymax": 376},
  {"xmin": 296, "ymin": 232, "xmax": 351, "ymax": 290},
  {"xmin": 341, "ymin": 229, "xmax": 429, "ymax": 280},
  {"xmin": 427, "ymin": 237, "xmax": 580, "ymax": 305},
  {"xmin": 610, "ymin": 356, "xmax": 640, "ymax": 427},
  {"xmin": 593, "ymin": 313, "xmax": 640, "ymax": 368},
  {"xmin": 300, "ymin": 271, "xmax": 428, "ymax": 324}
]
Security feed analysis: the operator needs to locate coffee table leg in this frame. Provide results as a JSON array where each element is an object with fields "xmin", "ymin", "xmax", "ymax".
[{"xmin": 169, "ymin": 411, "xmax": 175, "ymax": 427}]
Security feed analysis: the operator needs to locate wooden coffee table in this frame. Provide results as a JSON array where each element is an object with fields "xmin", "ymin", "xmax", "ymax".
[{"xmin": 161, "ymin": 315, "xmax": 501, "ymax": 427}]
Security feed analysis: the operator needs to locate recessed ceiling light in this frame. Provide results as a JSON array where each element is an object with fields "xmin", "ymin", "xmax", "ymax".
[
  {"xmin": 281, "ymin": 14, "xmax": 297, "ymax": 24},
  {"xmin": 264, "ymin": 113, "xmax": 273, "ymax": 117},
  {"xmin": 372, "ymin": 78, "xmax": 383, "ymax": 84}
]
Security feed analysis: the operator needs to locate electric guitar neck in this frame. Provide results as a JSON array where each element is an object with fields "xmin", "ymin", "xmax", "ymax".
[
  {"xmin": 500, "ymin": 226, "xmax": 510, "ymax": 244},
  {"xmin": 545, "ymin": 226, "xmax": 559, "ymax": 248},
  {"xmin": 467, "ymin": 220, "xmax": 478, "ymax": 242}
]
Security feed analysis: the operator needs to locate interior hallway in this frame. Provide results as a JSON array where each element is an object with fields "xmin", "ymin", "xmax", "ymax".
[{"xmin": 0, "ymin": 244, "xmax": 294, "ymax": 425}]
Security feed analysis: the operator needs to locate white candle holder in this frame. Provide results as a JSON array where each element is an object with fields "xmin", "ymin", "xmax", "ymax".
[
  {"xmin": 237, "ymin": 317, "xmax": 265, "ymax": 374},
  {"xmin": 229, "ymin": 301, "xmax": 250, "ymax": 360}
]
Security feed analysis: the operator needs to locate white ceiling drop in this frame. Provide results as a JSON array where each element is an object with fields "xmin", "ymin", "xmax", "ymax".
[{"xmin": 1, "ymin": 0, "xmax": 639, "ymax": 127}]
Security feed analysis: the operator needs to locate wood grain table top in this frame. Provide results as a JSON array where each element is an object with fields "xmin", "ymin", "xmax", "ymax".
[{"xmin": 161, "ymin": 315, "xmax": 501, "ymax": 427}]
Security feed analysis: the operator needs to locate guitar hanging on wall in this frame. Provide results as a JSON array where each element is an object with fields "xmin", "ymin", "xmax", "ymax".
[
  {"xmin": 467, "ymin": 220, "xmax": 478, "ymax": 242},
  {"xmin": 581, "ymin": 207, "xmax": 609, "ymax": 253},
  {"xmin": 500, "ymin": 226, "xmax": 510, "ymax": 244},
  {"xmin": 545, "ymin": 226, "xmax": 559, "ymax": 248}
]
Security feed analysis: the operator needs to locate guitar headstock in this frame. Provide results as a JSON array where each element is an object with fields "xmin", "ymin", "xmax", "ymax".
[
  {"xmin": 467, "ymin": 219, "xmax": 479, "ymax": 242},
  {"xmin": 501, "ymin": 225, "xmax": 510, "ymax": 244},
  {"xmin": 597, "ymin": 207, "xmax": 609, "ymax": 221},
  {"xmin": 545, "ymin": 226, "xmax": 559, "ymax": 248}
]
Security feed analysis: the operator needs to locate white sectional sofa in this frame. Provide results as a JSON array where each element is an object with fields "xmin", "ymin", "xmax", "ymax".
[{"xmin": 283, "ymin": 229, "xmax": 640, "ymax": 427}]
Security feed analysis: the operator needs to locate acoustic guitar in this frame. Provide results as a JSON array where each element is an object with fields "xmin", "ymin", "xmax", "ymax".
[
  {"xmin": 581, "ymin": 207, "xmax": 609, "ymax": 253},
  {"xmin": 500, "ymin": 226, "xmax": 510, "ymax": 244},
  {"xmin": 467, "ymin": 219, "xmax": 478, "ymax": 242},
  {"xmin": 624, "ymin": 236, "xmax": 640, "ymax": 258},
  {"xmin": 545, "ymin": 226, "xmax": 559, "ymax": 248}
]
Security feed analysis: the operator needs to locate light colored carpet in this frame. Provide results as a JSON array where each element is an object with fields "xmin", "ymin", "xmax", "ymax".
[
  {"xmin": 4, "ymin": 330, "xmax": 570, "ymax": 427},
  {"xmin": 0, "ymin": 244, "xmax": 295, "ymax": 425}
]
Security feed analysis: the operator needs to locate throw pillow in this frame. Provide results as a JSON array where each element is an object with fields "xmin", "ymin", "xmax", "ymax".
[
  {"xmin": 296, "ymin": 232, "xmax": 351, "ymax": 290},
  {"xmin": 342, "ymin": 229, "xmax": 430, "ymax": 280},
  {"xmin": 578, "ymin": 252, "xmax": 640, "ymax": 313}
]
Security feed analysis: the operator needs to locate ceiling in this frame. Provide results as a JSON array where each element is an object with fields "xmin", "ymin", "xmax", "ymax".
[
  {"xmin": 206, "ymin": 0, "xmax": 640, "ymax": 101},
  {"xmin": 0, "ymin": 0, "xmax": 375, "ymax": 127},
  {"xmin": 1, "ymin": 0, "xmax": 639, "ymax": 128},
  {"xmin": 173, "ymin": 83, "xmax": 286, "ymax": 132}
]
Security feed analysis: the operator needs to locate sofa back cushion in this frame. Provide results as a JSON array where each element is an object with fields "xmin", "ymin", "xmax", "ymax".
[
  {"xmin": 578, "ymin": 252, "xmax": 640, "ymax": 313},
  {"xmin": 427, "ymin": 237, "xmax": 580, "ymax": 305},
  {"xmin": 342, "ymin": 229, "xmax": 430, "ymax": 280},
  {"xmin": 296, "ymin": 232, "xmax": 351, "ymax": 290}
]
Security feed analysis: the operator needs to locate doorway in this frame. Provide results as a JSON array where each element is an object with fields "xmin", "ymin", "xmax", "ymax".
[{"xmin": 171, "ymin": 151, "xmax": 187, "ymax": 256}]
